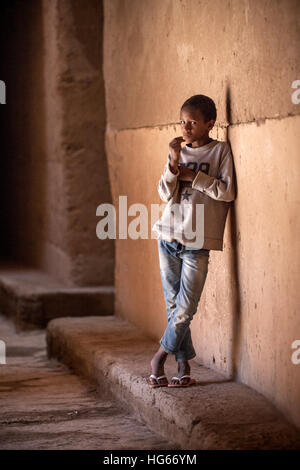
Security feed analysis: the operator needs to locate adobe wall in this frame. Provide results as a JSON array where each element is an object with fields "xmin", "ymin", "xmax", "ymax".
[
  {"xmin": 41, "ymin": 0, "xmax": 114, "ymax": 285},
  {"xmin": 103, "ymin": 0, "xmax": 300, "ymax": 427},
  {"xmin": 0, "ymin": 0, "xmax": 114, "ymax": 286}
]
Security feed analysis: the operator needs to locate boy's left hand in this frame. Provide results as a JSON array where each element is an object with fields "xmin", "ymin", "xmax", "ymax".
[{"xmin": 178, "ymin": 164, "xmax": 197, "ymax": 182}]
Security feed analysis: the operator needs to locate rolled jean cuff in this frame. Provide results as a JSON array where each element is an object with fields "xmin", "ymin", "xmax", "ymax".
[
  {"xmin": 160, "ymin": 339, "xmax": 196, "ymax": 361},
  {"xmin": 175, "ymin": 352, "xmax": 197, "ymax": 362},
  {"xmin": 159, "ymin": 339, "xmax": 175, "ymax": 354}
]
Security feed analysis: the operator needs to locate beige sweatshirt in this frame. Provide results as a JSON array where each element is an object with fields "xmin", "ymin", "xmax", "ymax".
[{"xmin": 151, "ymin": 139, "xmax": 236, "ymax": 250}]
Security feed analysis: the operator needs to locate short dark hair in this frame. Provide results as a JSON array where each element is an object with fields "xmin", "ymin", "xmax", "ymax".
[{"xmin": 181, "ymin": 94, "xmax": 217, "ymax": 122}]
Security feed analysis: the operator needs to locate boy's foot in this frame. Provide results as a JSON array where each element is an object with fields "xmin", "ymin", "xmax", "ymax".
[
  {"xmin": 150, "ymin": 346, "xmax": 168, "ymax": 386},
  {"xmin": 148, "ymin": 374, "xmax": 169, "ymax": 388},
  {"xmin": 169, "ymin": 360, "xmax": 191, "ymax": 385}
]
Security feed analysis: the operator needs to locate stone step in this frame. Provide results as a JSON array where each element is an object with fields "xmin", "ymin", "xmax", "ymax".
[
  {"xmin": 46, "ymin": 315, "xmax": 300, "ymax": 450},
  {"xmin": 0, "ymin": 263, "xmax": 114, "ymax": 331}
]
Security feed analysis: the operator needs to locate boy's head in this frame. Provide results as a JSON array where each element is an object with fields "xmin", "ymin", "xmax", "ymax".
[{"xmin": 179, "ymin": 94, "xmax": 216, "ymax": 145}]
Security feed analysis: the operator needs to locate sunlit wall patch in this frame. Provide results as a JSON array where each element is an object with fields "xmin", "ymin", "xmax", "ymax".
[
  {"xmin": 0, "ymin": 80, "xmax": 6, "ymax": 104},
  {"xmin": 0, "ymin": 340, "xmax": 6, "ymax": 364}
]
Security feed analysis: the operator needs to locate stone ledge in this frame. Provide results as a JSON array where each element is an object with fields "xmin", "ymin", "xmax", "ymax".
[
  {"xmin": 0, "ymin": 263, "xmax": 114, "ymax": 331},
  {"xmin": 46, "ymin": 315, "xmax": 300, "ymax": 450}
]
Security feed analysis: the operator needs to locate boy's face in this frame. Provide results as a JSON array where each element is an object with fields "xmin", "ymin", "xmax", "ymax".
[{"xmin": 179, "ymin": 106, "xmax": 214, "ymax": 145}]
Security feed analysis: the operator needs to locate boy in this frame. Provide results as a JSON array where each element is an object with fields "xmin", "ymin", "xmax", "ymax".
[{"xmin": 149, "ymin": 94, "xmax": 236, "ymax": 388}]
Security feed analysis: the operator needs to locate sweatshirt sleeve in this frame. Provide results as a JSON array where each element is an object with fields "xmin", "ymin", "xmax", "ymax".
[
  {"xmin": 191, "ymin": 143, "xmax": 236, "ymax": 202},
  {"xmin": 157, "ymin": 155, "xmax": 180, "ymax": 202}
]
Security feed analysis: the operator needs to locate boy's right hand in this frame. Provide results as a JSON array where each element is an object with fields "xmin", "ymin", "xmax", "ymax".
[
  {"xmin": 169, "ymin": 137, "xmax": 185, "ymax": 173},
  {"xmin": 169, "ymin": 136, "xmax": 185, "ymax": 162}
]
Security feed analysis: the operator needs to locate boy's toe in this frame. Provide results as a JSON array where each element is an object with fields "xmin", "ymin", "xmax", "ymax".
[
  {"xmin": 169, "ymin": 376, "xmax": 181, "ymax": 385},
  {"xmin": 180, "ymin": 377, "xmax": 190, "ymax": 384}
]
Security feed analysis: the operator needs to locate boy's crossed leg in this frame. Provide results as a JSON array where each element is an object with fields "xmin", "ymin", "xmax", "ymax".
[{"xmin": 149, "ymin": 239, "xmax": 209, "ymax": 387}]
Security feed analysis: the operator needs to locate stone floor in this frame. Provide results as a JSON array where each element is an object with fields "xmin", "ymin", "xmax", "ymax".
[{"xmin": 0, "ymin": 314, "xmax": 177, "ymax": 450}]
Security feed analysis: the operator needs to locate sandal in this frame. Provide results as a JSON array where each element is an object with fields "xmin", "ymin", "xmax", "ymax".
[
  {"xmin": 167, "ymin": 375, "xmax": 196, "ymax": 387},
  {"xmin": 148, "ymin": 374, "xmax": 169, "ymax": 388}
]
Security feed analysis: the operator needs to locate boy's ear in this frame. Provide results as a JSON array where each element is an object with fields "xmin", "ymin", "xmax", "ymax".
[{"xmin": 208, "ymin": 120, "xmax": 215, "ymax": 130}]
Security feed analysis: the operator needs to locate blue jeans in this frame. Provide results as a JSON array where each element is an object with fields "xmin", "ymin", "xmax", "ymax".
[{"xmin": 158, "ymin": 238, "xmax": 210, "ymax": 362}]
